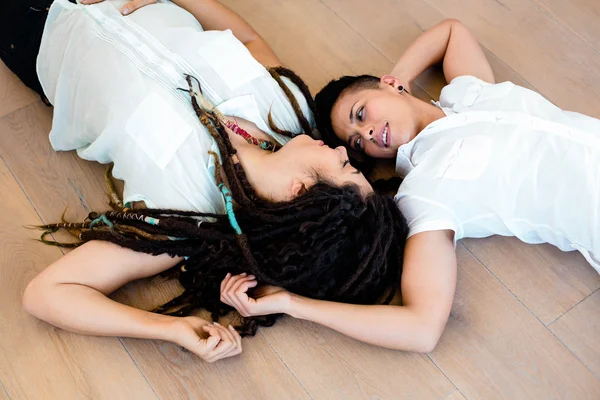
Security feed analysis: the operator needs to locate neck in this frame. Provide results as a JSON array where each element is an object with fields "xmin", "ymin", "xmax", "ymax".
[
  {"xmin": 227, "ymin": 130, "xmax": 288, "ymax": 202},
  {"xmin": 414, "ymin": 97, "xmax": 446, "ymax": 133}
]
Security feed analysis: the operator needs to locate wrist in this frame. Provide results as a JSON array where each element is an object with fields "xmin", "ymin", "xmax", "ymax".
[
  {"xmin": 284, "ymin": 292, "xmax": 307, "ymax": 319},
  {"xmin": 147, "ymin": 313, "xmax": 181, "ymax": 343}
]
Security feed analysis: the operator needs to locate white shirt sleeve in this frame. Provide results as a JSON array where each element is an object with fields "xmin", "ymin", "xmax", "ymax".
[{"xmin": 395, "ymin": 193, "xmax": 462, "ymax": 246}]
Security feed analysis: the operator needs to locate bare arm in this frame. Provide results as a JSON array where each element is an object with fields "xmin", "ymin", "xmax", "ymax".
[
  {"xmin": 391, "ymin": 19, "xmax": 494, "ymax": 87},
  {"xmin": 222, "ymin": 230, "xmax": 457, "ymax": 352},
  {"xmin": 23, "ymin": 240, "xmax": 183, "ymax": 338},
  {"xmin": 23, "ymin": 240, "xmax": 242, "ymax": 362}
]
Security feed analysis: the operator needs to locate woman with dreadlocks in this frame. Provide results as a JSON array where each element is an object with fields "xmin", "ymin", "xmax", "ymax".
[{"xmin": 17, "ymin": 0, "xmax": 418, "ymax": 363}]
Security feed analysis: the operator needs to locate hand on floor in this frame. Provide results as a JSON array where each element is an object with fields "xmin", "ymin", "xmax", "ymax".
[{"xmin": 171, "ymin": 316, "xmax": 242, "ymax": 363}]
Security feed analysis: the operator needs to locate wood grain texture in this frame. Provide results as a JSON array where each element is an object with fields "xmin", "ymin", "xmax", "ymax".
[
  {"xmin": 0, "ymin": 61, "xmax": 38, "ymax": 117},
  {"xmin": 463, "ymin": 236, "xmax": 600, "ymax": 325},
  {"xmin": 260, "ymin": 317, "xmax": 454, "ymax": 400},
  {"xmin": 441, "ymin": 389, "xmax": 467, "ymax": 400},
  {"xmin": 532, "ymin": 0, "xmax": 600, "ymax": 50},
  {"xmin": 549, "ymin": 290, "xmax": 600, "ymax": 380},
  {"xmin": 430, "ymin": 245, "xmax": 600, "ymax": 400}
]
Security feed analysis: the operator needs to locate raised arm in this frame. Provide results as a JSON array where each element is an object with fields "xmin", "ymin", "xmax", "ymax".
[
  {"xmin": 391, "ymin": 18, "xmax": 494, "ymax": 87},
  {"xmin": 23, "ymin": 240, "xmax": 242, "ymax": 362},
  {"xmin": 221, "ymin": 230, "xmax": 457, "ymax": 352}
]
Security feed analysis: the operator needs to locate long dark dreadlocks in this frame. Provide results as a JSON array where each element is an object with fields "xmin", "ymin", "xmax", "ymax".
[{"xmin": 37, "ymin": 69, "xmax": 409, "ymax": 336}]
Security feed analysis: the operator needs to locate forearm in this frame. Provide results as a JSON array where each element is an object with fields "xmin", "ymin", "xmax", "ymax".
[
  {"xmin": 171, "ymin": 0, "xmax": 260, "ymax": 44},
  {"xmin": 390, "ymin": 19, "xmax": 457, "ymax": 84},
  {"xmin": 286, "ymin": 295, "xmax": 444, "ymax": 353},
  {"xmin": 24, "ymin": 282, "xmax": 176, "ymax": 341}
]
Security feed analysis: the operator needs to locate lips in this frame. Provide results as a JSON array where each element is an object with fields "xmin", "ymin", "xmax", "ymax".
[{"xmin": 377, "ymin": 122, "xmax": 390, "ymax": 148}]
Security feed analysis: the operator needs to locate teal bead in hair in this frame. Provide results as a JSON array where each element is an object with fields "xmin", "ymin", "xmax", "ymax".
[
  {"xmin": 89, "ymin": 214, "xmax": 114, "ymax": 230},
  {"xmin": 218, "ymin": 183, "xmax": 242, "ymax": 235}
]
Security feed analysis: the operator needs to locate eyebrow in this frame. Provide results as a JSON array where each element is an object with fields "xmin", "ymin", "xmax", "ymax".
[{"xmin": 349, "ymin": 101, "xmax": 357, "ymax": 124}]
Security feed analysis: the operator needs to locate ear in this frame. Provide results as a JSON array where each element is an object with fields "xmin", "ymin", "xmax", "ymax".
[
  {"xmin": 290, "ymin": 179, "xmax": 309, "ymax": 199},
  {"xmin": 380, "ymin": 75, "xmax": 404, "ymax": 92}
]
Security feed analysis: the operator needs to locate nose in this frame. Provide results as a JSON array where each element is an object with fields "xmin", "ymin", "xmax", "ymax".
[
  {"xmin": 361, "ymin": 127, "xmax": 375, "ymax": 142},
  {"xmin": 335, "ymin": 146, "xmax": 348, "ymax": 159}
]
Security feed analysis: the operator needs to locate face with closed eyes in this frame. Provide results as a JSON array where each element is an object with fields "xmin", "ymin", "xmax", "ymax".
[
  {"xmin": 273, "ymin": 134, "xmax": 373, "ymax": 196},
  {"xmin": 330, "ymin": 78, "xmax": 422, "ymax": 159}
]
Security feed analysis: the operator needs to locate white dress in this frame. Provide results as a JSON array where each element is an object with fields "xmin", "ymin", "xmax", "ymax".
[
  {"xmin": 37, "ymin": 0, "xmax": 314, "ymax": 214},
  {"xmin": 395, "ymin": 76, "xmax": 600, "ymax": 272}
]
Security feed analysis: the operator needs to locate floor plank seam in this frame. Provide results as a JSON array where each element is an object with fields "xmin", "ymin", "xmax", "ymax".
[
  {"xmin": 426, "ymin": 354, "xmax": 466, "ymax": 400},
  {"xmin": 317, "ymin": 0, "xmax": 432, "ymax": 98},
  {"xmin": 545, "ymin": 321, "xmax": 600, "ymax": 383},
  {"xmin": 257, "ymin": 330, "xmax": 314, "ymax": 400},
  {"xmin": 118, "ymin": 338, "xmax": 162, "ymax": 400},
  {"xmin": 0, "ymin": 98, "xmax": 40, "ymax": 121},
  {"xmin": 459, "ymin": 243, "xmax": 551, "ymax": 327},
  {"xmin": 547, "ymin": 286, "xmax": 600, "ymax": 327},
  {"xmin": 0, "ymin": 105, "xmax": 69, "ymax": 256},
  {"xmin": 528, "ymin": 0, "xmax": 600, "ymax": 55},
  {"xmin": 438, "ymin": 388, "xmax": 461, "ymax": 400},
  {"xmin": 460, "ymin": 243, "xmax": 600, "ymax": 383},
  {"xmin": 0, "ymin": 379, "xmax": 11, "ymax": 400}
]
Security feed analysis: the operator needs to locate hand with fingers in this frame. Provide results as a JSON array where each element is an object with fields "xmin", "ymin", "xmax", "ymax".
[
  {"xmin": 171, "ymin": 316, "xmax": 242, "ymax": 363},
  {"xmin": 79, "ymin": 0, "xmax": 157, "ymax": 16},
  {"xmin": 220, "ymin": 273, "xmax": 292, "ymax": 317}
]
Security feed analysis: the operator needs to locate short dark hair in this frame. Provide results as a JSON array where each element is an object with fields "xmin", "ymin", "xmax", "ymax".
[{"xmin": 315, "ymin": 75, "xmax": 380, "ymax": 172}]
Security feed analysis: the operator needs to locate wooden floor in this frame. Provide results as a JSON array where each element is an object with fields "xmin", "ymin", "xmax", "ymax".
[{"xmin": 1, "ymin": 0, "xmax": 600, "ymax": 399}]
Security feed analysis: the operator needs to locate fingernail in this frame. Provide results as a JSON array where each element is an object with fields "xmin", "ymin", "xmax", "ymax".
[
  {"xmin": 226, "ymin": 273, "xmax": 231, "ymax": 278},
  {"xmin": 122, "ymin": 8, "xmax": 129, "ymax": 15},
  {"xmin": 228, "ymin": 325, "xmax": 234, "ymax": 330},
  {"xmin": 214, "ymin": 322, "xmax": 221, "ymax": 326},
  {"xmin": 241, "ymin": 273, "xmax": 247, "ymax": 277},
  {"xmin": 248, "ymin": 275, "xmax": 255, "ymax": 279}
]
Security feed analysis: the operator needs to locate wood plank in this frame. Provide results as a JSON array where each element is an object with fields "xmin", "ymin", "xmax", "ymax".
[
  {"xmin": 549, "ymin": 290, "xmax": 600, "ymax": 380},
  {"xmin": 120, "ymin": 333, "xmax": 311, "ymax": 400},
  {"xmin": 462, "ymin": 237, "xmax": 600, "ymax": 325},
  {"xmin": 430, "ymin": 245, "xmax": 600, "ymax": 400},
  {"xmin": 0, "ymin": 103, "xmax": 110, "ymax": 223},
  {"xmin": 259, "ymin": 318, "xmax": 454, "ymax": 400},
  {"xmin": 322, "ymin": 0, "xmax": 535, "ymax": 99},
  {"xmin": 441, "ymin": 389, "xmax": 467, "ymax": 400},
  {"xmin": 0, "ymin": 61, "xmax": 38, "ymax": 117},
  {"xmin": 0, "ymin": 156, "xmax": 158, "ymax": 400},
  {"xmin": 532, "ymin": 0, "xmax": 600, "ymax": 50},
  {"xmin": 425, "ymin": 0, "xmax": 600, "ymax": 117}
]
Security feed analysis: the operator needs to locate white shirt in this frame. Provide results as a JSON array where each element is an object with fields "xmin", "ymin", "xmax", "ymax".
[
  {"xmin": 37, "ymin": 0, "xmax": 314, "ymax": 214},
  {"xmin": 395, "ymin": 76, "xmax": 600, "ymax": 272}
]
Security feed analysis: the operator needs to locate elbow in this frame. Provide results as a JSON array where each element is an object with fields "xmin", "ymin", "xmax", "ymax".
[
  {"xmin": 416, "ymin": 329, "xmax": 442, "ymax": 354},
  {"xmin": 22, "ymin": 276, "xmax": 48, "ymax": 319},
  {"xmin": 413, "ymin": 320, "xmax": 446, "ymax": 354},
  {"xmin": 443, "ymin": 18, "xmax": 462, "ymax": 28}
]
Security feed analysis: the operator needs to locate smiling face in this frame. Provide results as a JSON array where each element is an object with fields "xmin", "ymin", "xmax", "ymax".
[{"xmin": 330, "ymin": 80, "xmax": 421, "ymax": 159}]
